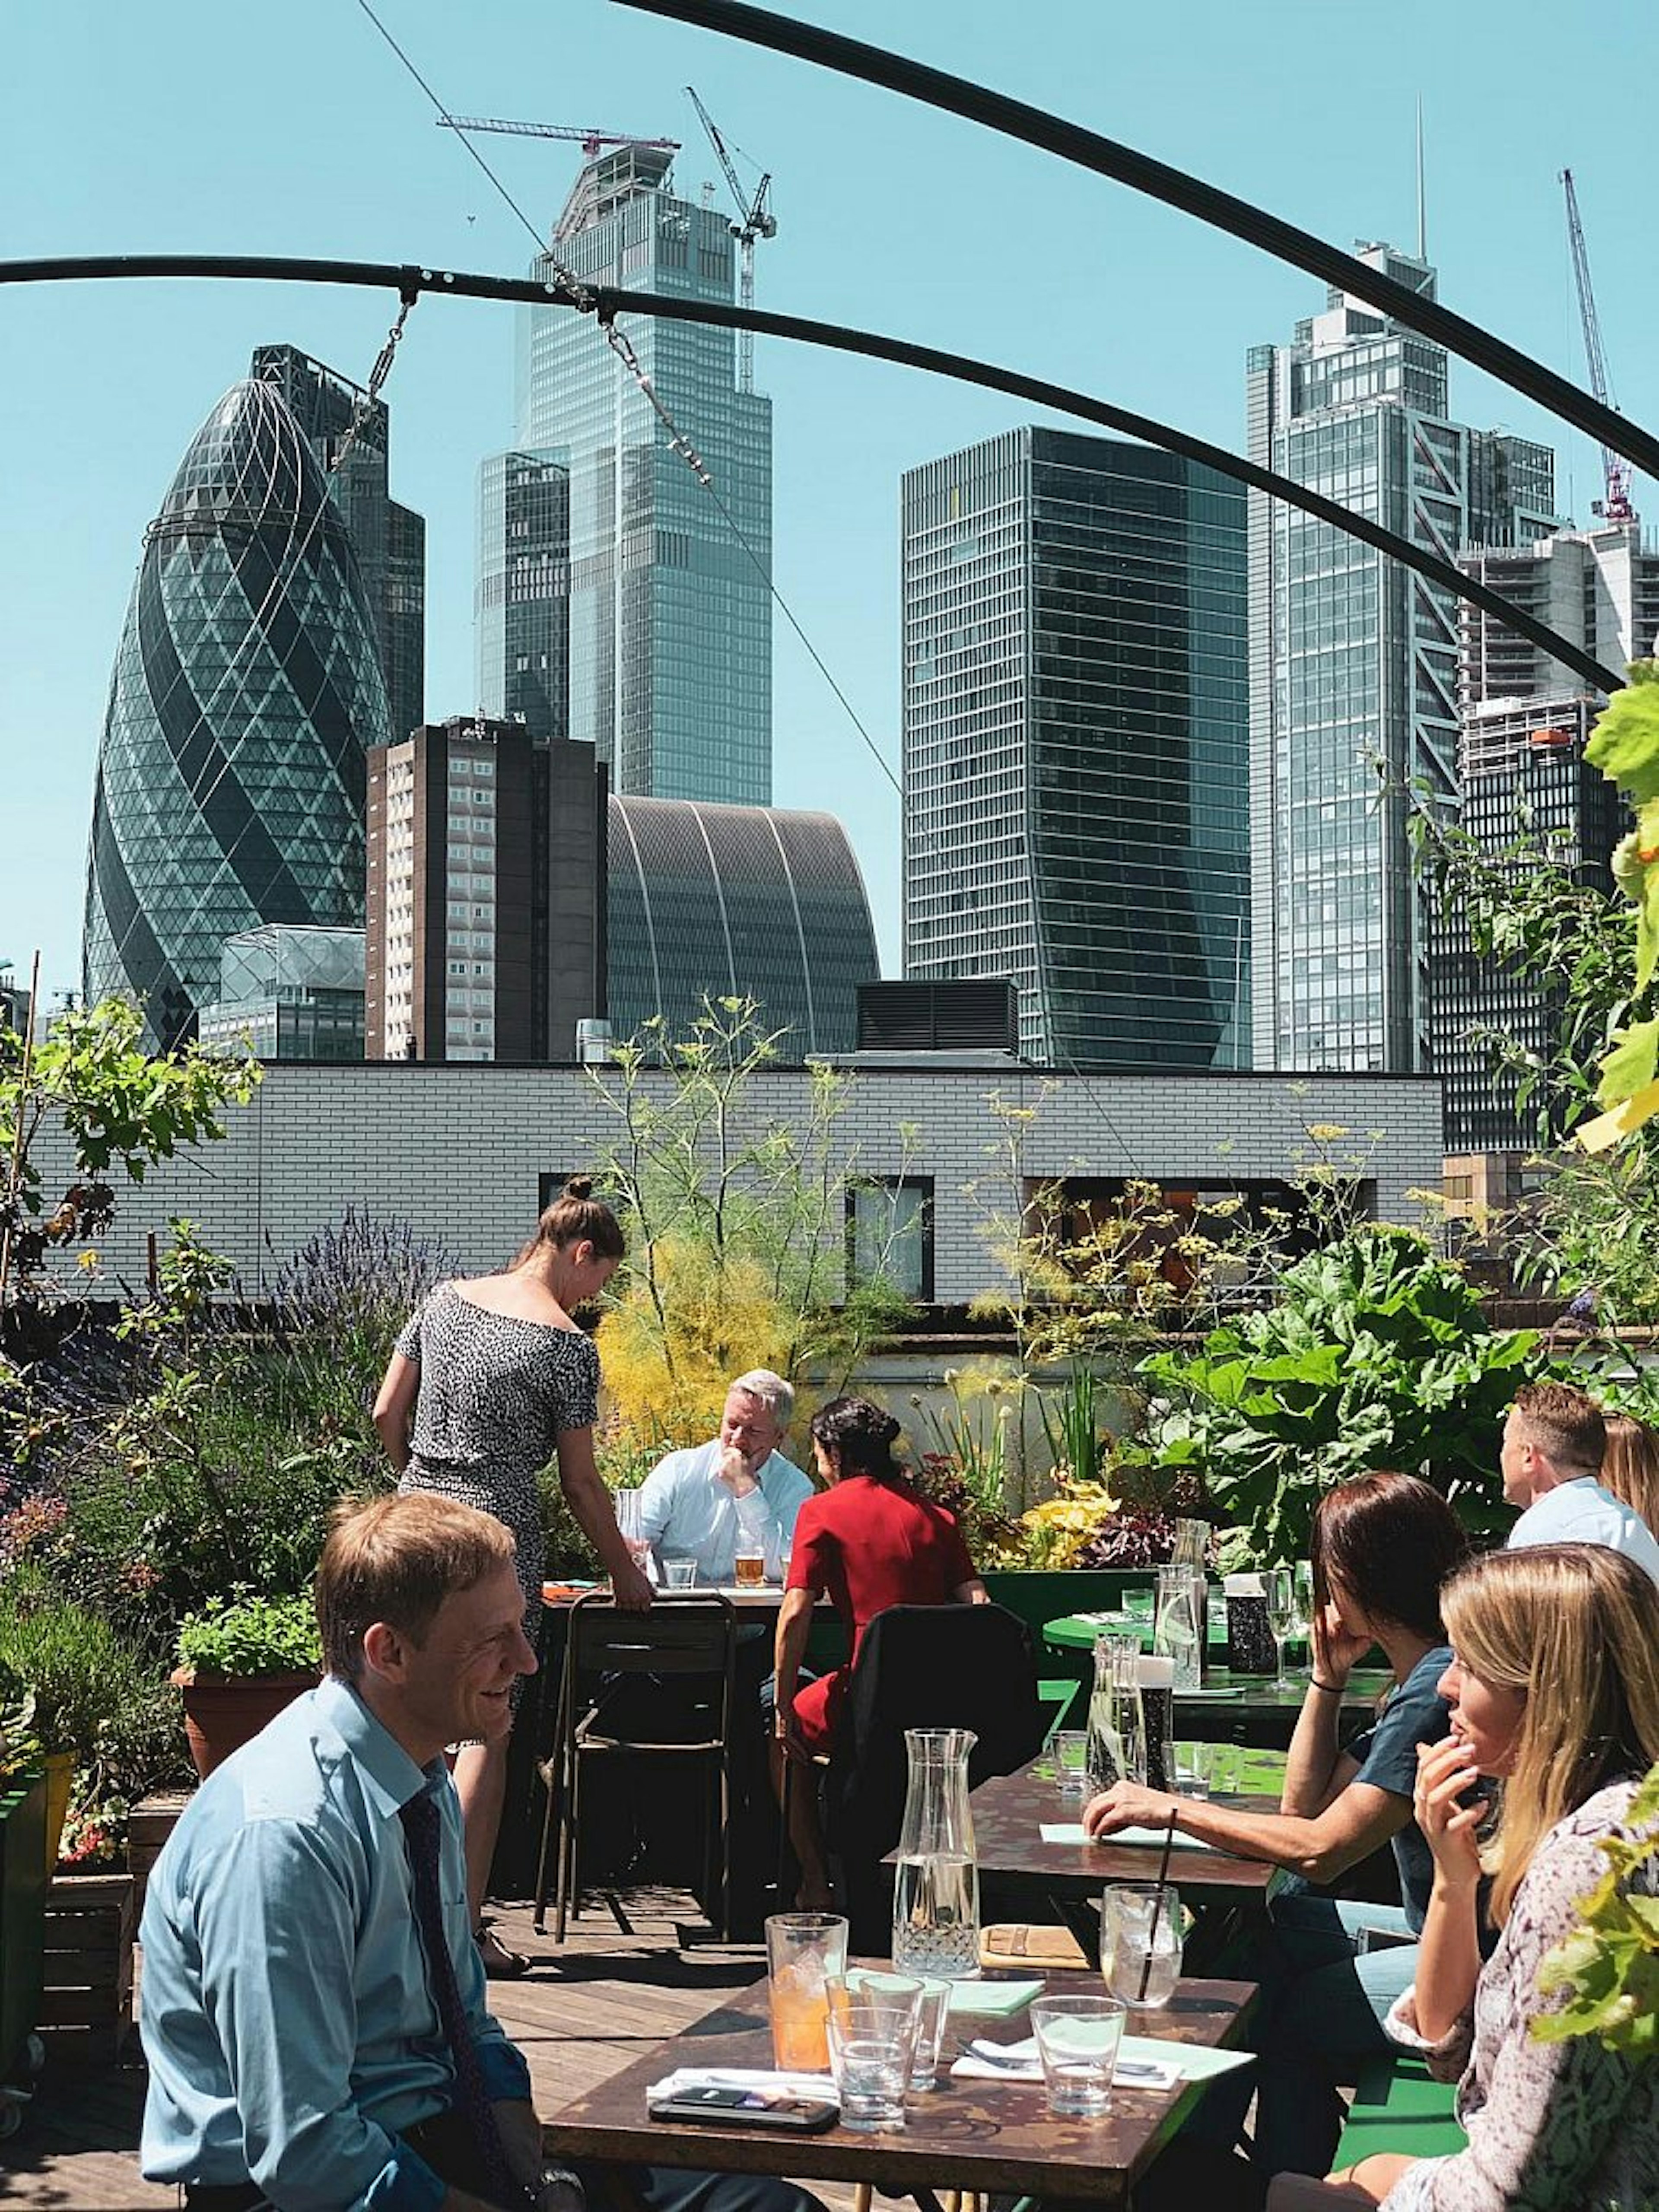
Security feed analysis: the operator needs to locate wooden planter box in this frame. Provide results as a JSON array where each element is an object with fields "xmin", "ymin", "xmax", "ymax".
[
  {"xmin": 40, "ymin": 1872, "xmax": 136, "ymax": 2066},
  {"xmin": 128, "ymin": 1789, "xmax": 193, "ymax": 1920}
]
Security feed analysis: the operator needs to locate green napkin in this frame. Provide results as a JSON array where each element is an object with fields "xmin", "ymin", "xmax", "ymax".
[
  {"xmin": 1119, "ymin": 2033, "xmax": 1253, "ymax": 2080},
  {"xmin": 945, "ymin": 1977, "xmax": 1045, "ymax": 2017}
]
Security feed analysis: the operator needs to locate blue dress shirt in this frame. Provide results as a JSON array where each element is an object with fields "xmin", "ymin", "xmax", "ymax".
[
  {"xmin": 637, "ymin": 1439, "xmax": 815, "ymax": 1583},
  {"xmin": 140, "ymin": 1675, "xmax": 531, "ymax": 2212}
]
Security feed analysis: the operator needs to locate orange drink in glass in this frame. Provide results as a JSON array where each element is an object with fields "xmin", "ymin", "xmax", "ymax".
[{"xmin": 765, "ymin": 1912, "xmax": 848, "ymax": 2072}]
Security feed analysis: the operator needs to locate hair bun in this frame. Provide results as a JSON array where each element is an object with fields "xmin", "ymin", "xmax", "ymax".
[{"xmin": 563, "ymin": 1175, "xmax": 594, "ymax": 1201}]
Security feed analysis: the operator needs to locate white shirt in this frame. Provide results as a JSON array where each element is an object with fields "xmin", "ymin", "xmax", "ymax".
[
  {"xmin": 1507, "ymin": 1476, "xmax": 1659, "ymax": 1586},
  {"xmin": 636, "ymin": 1438, "xmax": 815, "ymax": 1583}
]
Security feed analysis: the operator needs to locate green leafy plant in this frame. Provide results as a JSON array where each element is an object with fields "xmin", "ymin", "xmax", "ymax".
[
  {"xmin": 0, "ymin": 1566, "xmax": 157, "ymax": 1753},
  {"xmin": 175, "ymin": 1591, "xmax": 321, "ymax": 1679},
  {"xmin": 1134, "ymin": 1224, "xmax": 1538, "ymax": 1564},
  {"xmin": 1534, "ymin": 1761, "xmax": 1659, "ymax": 2057},
  {"xmin": 0, "ymin": 1689, "xmax": 43, "ymax": 1784}
]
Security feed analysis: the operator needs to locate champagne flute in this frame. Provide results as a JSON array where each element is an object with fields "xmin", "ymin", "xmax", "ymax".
[
  {"xmin": 1292, "ymin": 1560, "xmax": 1315, "ymax": 1677},
  {"xmin": 1264, "ymin": 1567, "xmax": 1297, "ymax": 1692}
]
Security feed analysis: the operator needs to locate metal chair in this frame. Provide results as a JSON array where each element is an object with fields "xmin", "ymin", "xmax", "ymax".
[{"xmin": 534, "ymin": 1592, "xmax": 739, "ymax": 1943}]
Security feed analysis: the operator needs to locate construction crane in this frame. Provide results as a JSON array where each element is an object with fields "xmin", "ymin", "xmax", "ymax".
[
  {"xmin": 1562, "ymin": 167, "xmax": 1636, "ymax": 526},
  {"xmin": 436, "ymin": 116, "xmax": 679, "ymax": 160},
  {"xmin": 686, "ymin": 86, "xmax": 777, "ymax": 393}
]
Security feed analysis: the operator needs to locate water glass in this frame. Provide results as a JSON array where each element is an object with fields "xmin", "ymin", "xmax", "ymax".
[
  {"xmin": 1264, "ymin": 1567, "xmax": 1297, "ymax": 1691},
  {"xmin": 1100, "ymin": 1881, "xmax": 1183, "ymax": 2010},
  {"xmin": 1120, "ymin": 1586, "xmax": 1155, "ymax": 1625},
  {"xmin": 765, "ymin": 1911, "xmax": 848, "ymax": 2072},
  {"xmin": 826, "ymin": 1986, "xmax": 921, "ymax": 2130},
  {"xmin": 844, "ymin": 1969, "xmax": 941, "ymax": 2092},
  {"xmin": 1172, "ymin": 1740, "xmax": 1215, "ymax": 1800},
  {"xmin": 1029, "ymin": 1993, "xmax": 1128, "ymax": 2117},
  {"xmin": 1051, "ymin": 1730, "xmax": 1089, "ymax": 1794},
  {"xmin": 662, "ymin": 1557, "xmax": 698, "ymax": 1591}
]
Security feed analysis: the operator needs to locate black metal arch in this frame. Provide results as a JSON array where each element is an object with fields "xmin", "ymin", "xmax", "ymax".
[
  {"xmin": 617, "ymin": 0, "xmax": 1659, "ymax": 488},
  {"xmin": 0, "ymin": 251, "xmax": 1619, "ymax": 692}
]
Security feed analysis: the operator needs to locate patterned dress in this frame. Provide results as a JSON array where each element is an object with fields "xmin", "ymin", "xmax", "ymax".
[
  {"xmin": 1382, "ymin": 1777, "xmax": 1659, "ymax": 2211},
  {"xmin": 394, "ymin": 1280, "xmax": 601, "ymax": 1621}
]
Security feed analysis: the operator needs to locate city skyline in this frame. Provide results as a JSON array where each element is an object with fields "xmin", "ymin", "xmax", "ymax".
[{"xmin": 5, "ymin": 0, "xmax": 1656, "ymax": 1016}]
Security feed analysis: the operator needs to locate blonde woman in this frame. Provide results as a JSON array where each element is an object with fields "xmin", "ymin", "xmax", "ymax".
[
  {"xmin": 1602, "ymin": 1409, "xmax": 1659, "ymax": 1535},
  {"xmin": 374, "ymin": 1177, "xmax": 652, "ymax": 1973},
  {"xmin": 1268, "ymin": 1544, "xmax": 1659, "ymax": 2210}
]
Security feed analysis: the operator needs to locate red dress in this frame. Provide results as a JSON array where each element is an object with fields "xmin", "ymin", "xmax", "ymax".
[{"xmin": 785, "ymin": 1474, "xmax": 977, "ymax": 1753}]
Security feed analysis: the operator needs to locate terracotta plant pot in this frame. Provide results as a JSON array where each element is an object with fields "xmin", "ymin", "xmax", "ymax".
[{"xmin": 169, "ymin": 1668, "xmax": 319, "ymax": 1780}]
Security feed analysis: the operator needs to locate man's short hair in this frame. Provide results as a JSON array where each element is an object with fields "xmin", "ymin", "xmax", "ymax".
[
  {"xmin": 316, "ymin": 1494, "xmax": 516, "ymax": 1682},
  {"xmin": 728, "ymin": 1370, "xmax": 794, "ymax": 1428},
  {"xmin": 1510, "ymin": 1380, "xmax": 1607, "ymax": 1479}
]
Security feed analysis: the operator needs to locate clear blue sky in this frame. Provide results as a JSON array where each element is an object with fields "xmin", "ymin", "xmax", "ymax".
[{"xmin": 3, "ymin": 0, "xmax": 1655, "ymax": 1009}]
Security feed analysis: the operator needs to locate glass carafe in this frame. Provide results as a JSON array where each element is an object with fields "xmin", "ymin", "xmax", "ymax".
[
  {"xmin": 1154, "ymin": 1565, "xmax": 1203, "ymax": 1693},
  {"xmin": 891, "ymin": 1728, "xmax": 980, "ymax": 1980},
  {"xmin": 1086, "ymin": 1635, "xmax": 1144, "ymax": 1794}
]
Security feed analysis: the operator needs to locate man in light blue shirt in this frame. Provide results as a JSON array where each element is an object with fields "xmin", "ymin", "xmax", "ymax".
[
  {"xmin": 637, "ymin": 1371, "xmax": 814, "ymax": 1586},
  {"xmin": 140, "ymin": 1493, "xmax": 826, "ymax": 2212},
  {"xmin": 1502, "ymin": 1380, "xmax": 1659, "ymax": 1586}
]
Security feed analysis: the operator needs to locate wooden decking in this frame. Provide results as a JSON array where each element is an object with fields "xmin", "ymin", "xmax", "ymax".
[{"xmin": 3, "ymin": 1887, "xmax": 859, "ymax": 2212}]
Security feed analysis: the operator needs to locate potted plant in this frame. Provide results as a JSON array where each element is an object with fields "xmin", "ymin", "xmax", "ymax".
[
  {"xmin": 170, "ymin": 1592, "xmax": 321, "ymax": 1779},
  {"xmin": 0, "ymin": 1584, "xmax": 146, "ymax": 1875}
]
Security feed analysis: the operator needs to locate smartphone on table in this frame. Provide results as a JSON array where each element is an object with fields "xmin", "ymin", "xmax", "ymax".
[{"xmin": 648, "ymin": 2084, "xmax": 839, "ymax": 2133}]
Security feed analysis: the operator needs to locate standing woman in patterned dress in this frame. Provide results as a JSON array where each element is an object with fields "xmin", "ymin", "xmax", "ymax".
[{"xmin": 373, "ymin": 1178, "xmax": 652, "ymax": 1974}]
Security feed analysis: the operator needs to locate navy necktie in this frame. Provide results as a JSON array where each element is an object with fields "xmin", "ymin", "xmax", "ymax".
[{"xmin": 400, "ymin": 1789, "xmax": 524, "ymax": 2211}]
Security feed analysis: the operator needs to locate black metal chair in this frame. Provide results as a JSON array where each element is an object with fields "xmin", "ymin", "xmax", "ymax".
[{"xmin": 534, "ymin": 1592, "xmax": 739, "ymax": 1943}]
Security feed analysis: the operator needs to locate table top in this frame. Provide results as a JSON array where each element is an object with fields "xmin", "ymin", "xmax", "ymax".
[
  {"xmin": 966, "ymin": 1757, "xmax": 1278, "ymax": 1903},
  {"xmin": 541, "ymin": 1582, "xmax": 803, "ymax": 1615},
  {"xmin": 543, "ymin": 1968, "xmax": 1256, "ymax": 2206}
]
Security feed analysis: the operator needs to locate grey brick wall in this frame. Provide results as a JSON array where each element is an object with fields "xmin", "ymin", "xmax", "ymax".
[{"xmin": 29, "ymin": 1063, "xmax": 1443, "ymax": 1304}]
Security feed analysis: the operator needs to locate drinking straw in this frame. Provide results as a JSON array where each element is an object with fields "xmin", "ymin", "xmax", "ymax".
[{"xmin": 1136, "ymin": 1814, "xmax": 1178, "ymax": 2002}]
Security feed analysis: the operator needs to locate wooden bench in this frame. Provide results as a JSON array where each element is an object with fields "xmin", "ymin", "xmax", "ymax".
[{"xmin": 1335, "ymin": 2051, "xmax": 1465, "ymax": 2168}]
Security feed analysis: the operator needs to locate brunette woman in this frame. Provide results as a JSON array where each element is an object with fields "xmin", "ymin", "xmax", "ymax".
[
  {"xmin": 1602, "ymin": 1408, "xmax": 1659, "ymax": 1535},
  {"xmin": 1086, "ymin": 1471, "xmax": 1469, "ymax": 2179},
  {"xmin": 1268, "ymin": 1543, "xmax": 1659, "ymax": 2209},
  {"xmin": 374, "ymin": 1177, "xmax": 651, "ymax": 1973}
]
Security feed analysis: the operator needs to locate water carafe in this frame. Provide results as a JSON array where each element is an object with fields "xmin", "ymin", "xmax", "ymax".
[
  {"xmin": 891, "ymin": 1727, "xmax": 980, "ymax": 1980},
  {"xmin": 1153, "ymin": 1566, "xmax": 1203, "ymax": 1693}
]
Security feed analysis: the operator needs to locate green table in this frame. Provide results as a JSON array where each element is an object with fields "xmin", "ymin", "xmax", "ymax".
[{"xmin": 1041, "ymin": 1614, "xmax": 1390, "ymax": 1748}]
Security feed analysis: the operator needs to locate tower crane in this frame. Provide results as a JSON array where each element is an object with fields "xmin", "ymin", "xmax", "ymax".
[
  {"xmin": 436, "ymin": 116, "xmax": 679, "ymax": 160},
  {"xmin": 1562, "ymin": 167, "xmax": 1636, "ymax": 526},
  {"xmin": 685, "ymin": 86, "xmax": 777, "ymax": 393}
]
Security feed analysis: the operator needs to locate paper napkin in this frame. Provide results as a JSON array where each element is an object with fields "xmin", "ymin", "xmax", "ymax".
[
  {"xmin": 1039, "ymin": 1822, "xmax": 1218, "ymax": 1850},
  {"xmin": 647, "ymin": 2067, "xmax": 838, "ymax": 2107},
  {"xmin": 944, "ymin": 1977, "xmax": 1046, "ymax": 2017},
  {"xmin": 950, "ymin": 2034, "xmax": 1252, "ymax": 2088}
]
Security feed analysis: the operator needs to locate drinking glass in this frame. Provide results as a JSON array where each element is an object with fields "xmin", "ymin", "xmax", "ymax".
[
  {"xmin": 662, "ymin": 1557, "xmax": 697, "ymax": 1591},
  {"xmin": 843, "ymin": 1969, "xmax": 940, "ymax": 2092},
  {"xmin": 825, "ymin": 1983, "xmax": 922, "ymax": 2130},
  {"xmin": 1264, "ymin": 1567, "xmax": 1298, "ymax": 1691},
  {"xmin": 1029, "ymin": 1993, "xmax": 1128, "ymax": 2117},
  {"xmin": 612, "ymin": 1487, "xmax": 653, "ymax": 1576},
  {"xmin": 1171, "ymin": 1740, "xmax": 1214, "ymax": 1802},
  {"xmin": 1100, "ymin": 1881, "xmax": 1183, "ymax": 2009},
  {"xmin": 1293, "ymin": 1560, "xmax": 1316, "ymax": 1668},
  {"xmin": 1051, "ymin": 1730, "xmax": 1089, "ymax": 1794},
  {"xmin": 765, "ymin": 1912, "xmax": 848, "ymax": 2072},
  {"xmin": 734, "ymin": 1542, "xmax": 766, "ymax": 1589}
]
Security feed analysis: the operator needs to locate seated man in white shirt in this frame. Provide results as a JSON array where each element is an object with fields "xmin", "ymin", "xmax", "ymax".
[
  {"xmin": 638, "ymin": 1370, "xmax": 815, "ymax": 1586},
  {"xmin": 1502, "ymin": 1379, "xmax": 1659, "ymax": 1586}
]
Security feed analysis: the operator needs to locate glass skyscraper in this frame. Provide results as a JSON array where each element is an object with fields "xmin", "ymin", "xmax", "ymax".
[
  {"xmin": 505, "ymin": 143, "xmax": 772, "ymax": 801},
  {"xmin": 250, "ymin": 343, "xmax": 425, "ymax": 745},
  {"xmin": 901, "ymin": 427, "xmax": 1249, "ymax": 1069},
  {"xmin": 608, "ymin": 796, "xmax": 877, "ymax": 1052},
  {"xmin": 83, "ymin": 377, "xmax": 390, "ymax": 1048},
  {"xmin": 1246, "ymin": 244, "xmax": 1560, "ymax": 1073},
  {"xmin": 475, "ymin": 449, "xmax": 571, "ymax": 740}
]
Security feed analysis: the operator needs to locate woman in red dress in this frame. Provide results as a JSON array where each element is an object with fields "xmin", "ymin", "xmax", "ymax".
[{"xmin": 772, "ymin": 1396, "xmax": 988, "ymax": 1906}]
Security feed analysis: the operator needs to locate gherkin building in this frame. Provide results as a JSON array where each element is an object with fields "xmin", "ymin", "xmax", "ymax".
[{"xmin": 84, "ymin": 378, "xmax": 389, "ymax": 1048}]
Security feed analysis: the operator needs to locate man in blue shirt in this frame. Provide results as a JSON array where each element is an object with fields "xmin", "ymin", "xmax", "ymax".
[
  {"xmin": 140, "ymin": 1493, "xmax": 825, "ymax": 2212},
  {"xmin": 637, "ymin": 1373, "xmax": 814, "ymax": 1586},
  {"xmin": 1501, "ymin": 1379, "xmax": 1659, "ymax": 1586}
]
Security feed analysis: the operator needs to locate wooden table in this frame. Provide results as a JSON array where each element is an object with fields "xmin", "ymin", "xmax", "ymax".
[
  {"xmin": 545, "ymin": 1968, "xmax": 1258, "ymax": 2212},
  {"xmin": 966, "ymin": 1755, "xmax": 1278, "ymax": 1971}
]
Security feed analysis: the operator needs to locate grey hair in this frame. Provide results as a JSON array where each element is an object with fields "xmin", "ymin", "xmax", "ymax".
[{"xmin": 728, "ymin": 1370, "xmax": 794, "ymax": 1427}]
